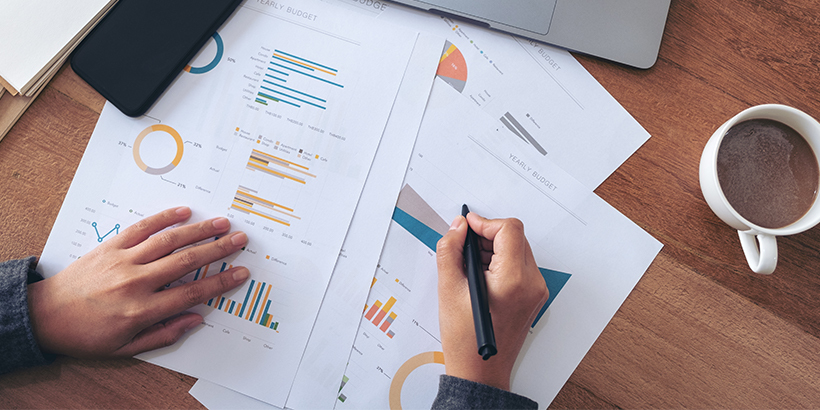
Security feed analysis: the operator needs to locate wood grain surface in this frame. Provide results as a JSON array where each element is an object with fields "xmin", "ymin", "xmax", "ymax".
[{"xmin": 1, "ymin": 0, "xmax": 819, "ymax": 408}]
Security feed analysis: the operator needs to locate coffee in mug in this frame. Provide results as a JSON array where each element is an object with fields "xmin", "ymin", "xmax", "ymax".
[
  {"xmin": 700, "ymin": 104, "xmax": 820, "ymax": 274},
  {"xmin": 716, "ymin": 119, "xmax": 819, "ymax": 229}
]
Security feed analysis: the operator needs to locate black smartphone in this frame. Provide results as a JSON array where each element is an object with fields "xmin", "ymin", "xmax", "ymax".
[{"xmin": 71, "ymin": 0, "xmax": 242, "ymax": 117}]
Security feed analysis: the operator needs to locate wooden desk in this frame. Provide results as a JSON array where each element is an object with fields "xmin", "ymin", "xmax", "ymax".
[{"xmin": 1, "ymin": 0, "xmax": 818, "ymax": 407}]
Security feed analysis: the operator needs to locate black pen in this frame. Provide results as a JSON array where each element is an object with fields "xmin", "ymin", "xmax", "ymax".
[{"xmin": 462, "ymin": 204, "xmax": 497, "ymax": 360}]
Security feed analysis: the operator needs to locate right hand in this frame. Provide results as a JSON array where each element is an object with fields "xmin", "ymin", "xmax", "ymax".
[{"xmin": 436, "ymin": 212, "xmax": 548, "ymax": 391}]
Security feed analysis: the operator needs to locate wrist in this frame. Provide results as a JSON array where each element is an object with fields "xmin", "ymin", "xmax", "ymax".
[{"xmin": 444, "ymin": 356, "xmax": 513, "ymax": 391}]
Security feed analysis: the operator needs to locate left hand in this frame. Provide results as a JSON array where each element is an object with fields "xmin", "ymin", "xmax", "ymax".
[{"xmin": 27, "ymin": 207, "xmax": 250, "ymax": 359}]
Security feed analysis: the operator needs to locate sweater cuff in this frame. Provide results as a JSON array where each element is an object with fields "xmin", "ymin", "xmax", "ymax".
[
  {"xmin": 0, "ymin": 257, "xmax": 55, "ymax": 374},
  {"xmin": 432, "ymin": 374, "xmax": 539, "ymax": 410}
]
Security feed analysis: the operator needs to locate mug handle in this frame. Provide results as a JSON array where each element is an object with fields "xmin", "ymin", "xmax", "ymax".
[{"xmin": 738, "ymin": 230, "xmax": 777, "ymax": 274}]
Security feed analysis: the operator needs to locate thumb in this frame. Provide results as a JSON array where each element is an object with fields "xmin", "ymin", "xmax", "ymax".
[
  {"xmin": 436, "ymin": 215, "xmax": 468, "ymax": 291},
  {"xmin": 113, "ymin": 313, "xmax": 202, "ymax": 357}
]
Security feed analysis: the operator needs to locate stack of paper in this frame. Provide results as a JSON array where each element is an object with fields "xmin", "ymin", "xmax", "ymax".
[
  {"xmin": 0, "ymin": 0, "xmax": 118, "ymax": 140},
  {"xmin": 38, "ymin": 0, "xmax": 663, "ymax": 409}
]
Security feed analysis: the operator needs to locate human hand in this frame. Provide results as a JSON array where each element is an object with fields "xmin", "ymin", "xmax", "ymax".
[
  {"xmin": 436, "ymin": 212, "xmax": 548, "ymax": 391},
  {"xmin": 27, "ymin": 207, "xmax": 250, "ymax": 359}
]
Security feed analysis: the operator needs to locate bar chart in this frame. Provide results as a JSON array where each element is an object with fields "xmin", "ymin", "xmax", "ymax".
[
  {"xmin": 230, "ymin": 148, "xmax": 316, "ymax": 227},
  {"xmin": 255, "ymin": 48, "xmax": 343, "ymax": 109},
  {"xmin": 499, "ymin": 111, "xmax": 547, "ymax": 156},
  {"xmin": 364, "ymin": 296, "xmax": 398, "ymax": 339},
  {"xmin": 193, "ymin": 262, "xmax": 281, "ymax": 332}
]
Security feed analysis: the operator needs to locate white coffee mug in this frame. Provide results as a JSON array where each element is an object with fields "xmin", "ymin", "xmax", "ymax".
[{"xmin": 699, "ymin": 104, "xmax": 820, "ymax": 274}]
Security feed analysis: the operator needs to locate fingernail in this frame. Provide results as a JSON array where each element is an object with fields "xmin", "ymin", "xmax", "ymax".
[
  {"xmin": 233, "ymin": 268, "xmax": 250, "ymax": 282},
  {"xmin": 212, "ymin": 217, "xmax": 230, "ymax": 231},
  {"xmin": 449, "ymin": 216, "xmax": 463, "ymax": 230},
  {"xmin": 231, "ymin": 232, "xmax": 248, "ymax": 246},
  {"xmin": 176, "ymin": 206, "xmax": 191, "ymax": 217}
]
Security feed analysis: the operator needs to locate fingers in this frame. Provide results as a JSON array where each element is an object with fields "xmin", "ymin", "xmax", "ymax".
[
  {"xmin": 114, "ymin": 313, "xmax": 203, "ymax": 357},
  {"xmin": 131, "ymin": 216, "xmax": 236, "ymax": 265},
  {"xmin": 147, "ymin": 266, "xmax": 251, "ymax": 325},
  {"xmin": 111, "ymin": 207, "xmax": 193, "ymax": 250},
  {"xmin": 466, "ymin": 213, "xmax": 531, "ymax": 274},
  {"xmin": 147, "ymin": 231, "xmax": 248, "ymax": 287}
]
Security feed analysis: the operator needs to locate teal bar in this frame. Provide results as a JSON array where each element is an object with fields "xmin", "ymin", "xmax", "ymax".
[
  {"xmin": 249, "ymin": 282, "xmax": 266, "ymax": 322},
  {"xmin": 239, "ymin": 280, "xmax": 255, "ymax": 318},
  {"xmin": 260, "ymin": 300, "xmax": 272, "ymax": 327}
]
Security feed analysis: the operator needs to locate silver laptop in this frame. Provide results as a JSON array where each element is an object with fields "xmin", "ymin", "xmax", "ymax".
[{"xmin": 390, "ymin": 0, "xmax": 671, "ymax": 69}]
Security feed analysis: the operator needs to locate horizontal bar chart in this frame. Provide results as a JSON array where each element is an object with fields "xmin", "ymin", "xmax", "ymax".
[
  {"xmin": 254, "ymin": 48, "xmax": 343, "ymax": 109},
  {"xmin": 230, "ymin": 148, "xmax": 316, "ymax": 226}
]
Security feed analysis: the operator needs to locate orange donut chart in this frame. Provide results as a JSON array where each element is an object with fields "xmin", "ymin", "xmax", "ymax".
[
  {"xmin": 133, "ymin": 124, "xmax": 184, "ymax": 175},
  {"xmin": 388, "ymin": 351, "xmax": 445, "ymax": 410}
]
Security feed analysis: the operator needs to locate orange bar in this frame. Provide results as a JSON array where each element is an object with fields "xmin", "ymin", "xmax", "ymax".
[
  {"xmin": 380, "ymin": 312, "xmax": 397, "ymax": 332},
  {"xmin": 372, "ymin": 297, "xmax": 396, "ymax": 326},
  {"xmin": 372, "ymin": 309, "xmax": 388, "ymax": 326},
  {"xmin": 381, "ymin": 297, "xmax": 397, "ymax": 313},
  {"xmin": 245, "ymin": 282, "xmax": 262, "ymax": 320},
  {"xmin": 255, "ymin": 285, "xmax": 273, "ymax": 324},
  {"xmin": 247, "ymin": 162, "xmax": 307, "ymax": 184},
  {"xmin": 252, "ymin": 149, "xmax": 314, "ymax": 172},
  {"xmin": 200, "ymin": 264, "xmax": 210, "ymax": 279},
  {"xmin": 273, "ymin": 53, "xmax": 338, "ymax": 76},
  {"xmin": 235, "ymin": 303, "xmax": 242, "ymax": 316},
  {"xmin": 231, "ymin": 202, "xmax": 291, "ymax": 227},
  {"xmin": 364, "ymin": 301, "xmax": 382, "ymax": 321},
  {"xmin": 235, "ymin": 190, "xmax": 295, "ymax": 213}
]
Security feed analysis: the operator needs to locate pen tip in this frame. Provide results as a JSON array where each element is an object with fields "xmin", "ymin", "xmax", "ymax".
[{"xmin": 462, "ymin": 204, "xmax": 469, "ymax": 217}]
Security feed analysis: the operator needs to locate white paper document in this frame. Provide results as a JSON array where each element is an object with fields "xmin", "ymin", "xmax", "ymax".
[
  {"xmin": 0, "ymin": 0, "xmax": 116, "ymax": 94},
  {"xmin": 283, "ymin": 33, "xmax": 444, "ymax": 410},
  {"xmin": 333, "ymin": 81, "xmax": 662, "ymax": 409},
  {"xmin": 327, "ymin": 0, "xmax": 651, "ymax": 189},
  {"xmin": 37, "ymin": 0, "xmax": 419, "ymax": 406}
]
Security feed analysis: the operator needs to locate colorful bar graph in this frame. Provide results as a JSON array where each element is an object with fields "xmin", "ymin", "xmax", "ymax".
[
  {"xmin": 364, "ymin": 296, "xmax": 398, "ymax": 339},
  {"xmin": 255, "ymin": 48, "xmax": 343, "ymax": 109},
  {"xmin": 364, "ymin": 300, "xmax": 382, "ymax": 321},
  {"xmin": 230, "ymin": 148, "xmax": 318, "ymax": 226},
  {"xmin": 372, "ymin": 297, "xmax": 396, "ymax": 326},
  {"xmin": 191, "ymin": 266, "xmax": 281, "ymax": 332}
]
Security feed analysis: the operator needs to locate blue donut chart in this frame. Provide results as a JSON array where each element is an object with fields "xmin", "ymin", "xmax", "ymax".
[{"xmin": 185, "ymin": 33, "xmax": 224, "ymax": 74}]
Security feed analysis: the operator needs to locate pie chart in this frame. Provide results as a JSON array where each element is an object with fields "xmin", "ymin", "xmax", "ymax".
[{"xmin": 436, "ymin": 41, "xmax": 467, "ymax": 93}]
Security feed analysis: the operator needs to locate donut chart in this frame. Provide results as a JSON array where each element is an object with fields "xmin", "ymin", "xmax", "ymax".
[
  {"xmin": 133, "ymin": 124, "xmax": 184, "ymax": 175},
  {"xmin": 388, "ymin": 351, "xmax": 445, "ymax": 409},
  {"xmin": 436, "ymin": 41, "xmax": 467, "ymax": 93},
  {"xmin": 185, "ymin": 33, "xmax": 224, "ymax": 74}
]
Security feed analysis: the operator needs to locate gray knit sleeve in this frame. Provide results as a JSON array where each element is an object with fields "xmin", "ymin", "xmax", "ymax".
[
  {"xmin": 432, "ymin": 374, "xmax": 539, "ymax": 410},
  {"xmin": 0, "ymin": 257, "xmax": 54, "ymax": 374}
]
